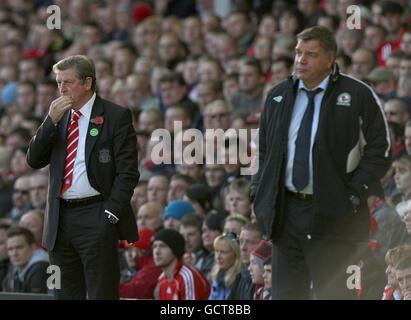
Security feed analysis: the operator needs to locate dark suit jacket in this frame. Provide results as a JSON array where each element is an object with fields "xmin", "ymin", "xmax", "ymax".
[{"xmin": 27, "ymin": 95, "xmax": 139, "ymax": 250}]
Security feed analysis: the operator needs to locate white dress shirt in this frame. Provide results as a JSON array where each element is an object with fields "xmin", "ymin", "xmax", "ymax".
[
  {"xmin": 62, "ymin": 93, "xmax": 101, "ymax": 200},
  {"xmin": 285, "ymin": 75, "xmax": 330, "ymax": 194}
]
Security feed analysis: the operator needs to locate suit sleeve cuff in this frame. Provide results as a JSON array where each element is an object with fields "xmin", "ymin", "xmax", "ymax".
[{"xmin": 105, "ymin": 209, "xmax": 119, "ymax": 222}]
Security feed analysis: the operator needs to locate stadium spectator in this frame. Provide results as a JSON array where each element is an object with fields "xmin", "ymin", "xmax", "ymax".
[
  {"xmin": 119, "ymin": 228, "xmax": 162, "ymax": 299},
  {"xmin": 18, "ymin": 210, "xmax": 46, "ymax": 253},
  {"xmin": 200, "ymin": 212, "xmax": 225, "ymax": 278},
  {"xmin": 231, "ymin": 58, "xmax": 265, "ymax": 118},
  {"xmin": 209, "ymin": 232, "xmax": 242, "ymax": 299},
  {"xmin": 130, "ymin": 181, "xmax": 148, "ymax": 216},
  {"xmin": 163, "ymin": 199, "xmax": 194, "ymax": 231},
  {"xmin": 2, "ymin": 226, "xmax": 49, "ymax": 294},
  {"xmin": 180, "ymin": 214, "xmax": 206, "ymax": 269},
  {"xmin": 203, "ymin": 99, "xmax": 231, "ymax": 132},
  {"xmin": 28, "ymin": 171, "xmax": 48, "ymax": 210},
  {"xmin": 226, "ymin": 178, "xmax": 252, "ymax": 218},
  {"xmin": 262, "ymin": 255, "xmax": 272, "ymax": 300},
  {"xmin": 147, "ymin": 174, "xmax": 169, "ymax": 205},
  {"xmin": 7, "ymin": 175, "xmax": 31, "ymax": 223},
  {"xmin": 153, "ymin": 229, "xmax": 210, "ymax": 300},
  {"xmin": 393, "ymin": 155, "xmax": 411, "ymax": 217},
  {"xmin": 384, "ymin": 99, "xmax": 410, "ymax": 125},
  {"xmin": 395, "ymin": 254, "xmax": 411, "ymax": 299},
  {"xmin": 184, "ymin": 184, "xmax": 212, "ymax": 217},
  {"xmin": 228, "ymin": 223, "xmax": 262, "ymax": 300},
  {"xmin": 366, "ymin": 68, "xmax": 397, "ymax": 99},
  {"xmin": 136, "ymin": 202, "xmax": 164, "ymax": 234},
  {"xmin": 249, "ymin": 240, "xmax": 272, "ymax": 299},
  {"xmin": 0, "ymin": 220, "xmax": 11, "ymax": 291},
  {"xmin": 223, "ymin": 214, "xmax": 250, "ymax": 236}
]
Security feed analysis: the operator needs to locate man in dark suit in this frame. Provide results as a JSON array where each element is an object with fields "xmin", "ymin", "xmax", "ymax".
[
  {"xmin": 252, "ymin": 27, "xmax": 391, "ymax": 299},
  {"xmin": 27, "ymin": 55, "xmax": 139, "ymax": 299}
]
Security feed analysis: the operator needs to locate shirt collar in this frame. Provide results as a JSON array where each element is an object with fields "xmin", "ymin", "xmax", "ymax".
[
  {"xmin": 74, "ymin": 92, "xmax": 96, "ymax": 120},
  {"xmin": 298, "ymin": 74, "xmax": 330, "ymax": 92}
]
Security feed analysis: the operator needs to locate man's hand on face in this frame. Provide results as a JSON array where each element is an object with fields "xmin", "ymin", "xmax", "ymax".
[{"xmin": 48, "ymin": 96, "xmax": 74, "ymax": 124}]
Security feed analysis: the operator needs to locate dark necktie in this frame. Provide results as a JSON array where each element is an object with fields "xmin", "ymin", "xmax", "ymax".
[{"xmin": 292, "ymin": 88, "xmax": 323, "ymax": 191}]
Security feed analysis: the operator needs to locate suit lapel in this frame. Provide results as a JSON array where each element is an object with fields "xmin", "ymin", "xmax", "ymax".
[
  {"xmin": 59, "ymin": 110, "xmax": 71, "ymax": 141},
  {"xmin": 85, "ymin": 96, "xmax": 104, "ymax": 167},
  {"xmin": 52, "ymin": 110, "xmax": 71, "ymax": 184},
  {"xmin": 59, "ymin": 110, "xmax": 71, "ymax": 158}
]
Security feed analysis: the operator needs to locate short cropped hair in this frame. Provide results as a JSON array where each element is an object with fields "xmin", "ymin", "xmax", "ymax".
[
  {"xmin": 297, "ymin": 26, "xmax": 337, "ymax": 59},
  {"xmin": 7, "ymin": 226, "xmax": 36, "ymax": 245}
]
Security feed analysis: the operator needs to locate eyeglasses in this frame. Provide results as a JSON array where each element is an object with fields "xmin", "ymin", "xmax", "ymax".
[
  {"xmin": 385, "ymin": 111, "xmax": 400, "ymax": 116},
  {"xmin": 205, "ymin": 113, "xmax": 229, "ymax": 120},
  {"xmin": 222, "ymin": 232, "xmax": 239, "ymax": 242},
  {"xmin": 13, "ymin": 189, "xmax": 29, "ymax": 195},
  {"xmin": 30, "ymin": 186, "xmax": 46, "ymax": 191}
]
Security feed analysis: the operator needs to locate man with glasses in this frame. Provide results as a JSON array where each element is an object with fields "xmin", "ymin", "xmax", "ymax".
[
  {"xmin": 8, "ymin": 175, "xmax": 31, "ymax": 223},
  {"xmin": 28, "ymin": 171, "xmax": 48, "ymax": 210},
  {"xmin": 196, "ymin": 80, "xmax": 222, "ymax": 112},
  {"xmin": 203, "ymin": 99, "xmax": 231, "ymax": 131}
]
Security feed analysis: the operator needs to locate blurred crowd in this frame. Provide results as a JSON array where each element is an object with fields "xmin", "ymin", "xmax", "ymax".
[{"xmin": 0, "ymin": 0, "xmax": 411, "ymax": 300}]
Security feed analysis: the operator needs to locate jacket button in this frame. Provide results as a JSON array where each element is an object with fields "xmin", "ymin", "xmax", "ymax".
[{"xmin": 307, "ymin": 234, "xmax": 312, "ymax": 240}]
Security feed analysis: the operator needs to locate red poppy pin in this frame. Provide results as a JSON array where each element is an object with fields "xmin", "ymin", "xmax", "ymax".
[{"xmin": 91, "ymin": 116, "xmax": 104, "ymax": 125}]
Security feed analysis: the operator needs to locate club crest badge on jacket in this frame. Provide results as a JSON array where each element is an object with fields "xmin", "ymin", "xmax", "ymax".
[
  {"xmin": 273, "ymin": 95, "xmax": 283, "ymax": 103},
  {"xmin": 336, "ymin": 93, "xmax": 351, "ymax": 106},
  {"xmin": 99, "ymin": 149, "xmax": 111, "ymax": 163}
]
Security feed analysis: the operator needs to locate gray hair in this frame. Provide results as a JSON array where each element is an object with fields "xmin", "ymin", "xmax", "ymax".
[{"xmin": 53, "ymin": 55, "xmax": 97, "ymax": 92}]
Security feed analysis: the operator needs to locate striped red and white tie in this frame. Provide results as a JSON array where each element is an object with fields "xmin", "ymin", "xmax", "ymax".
[{"xmin": 61, "ymin": 110, "xmax": 82, "ymax": 194}]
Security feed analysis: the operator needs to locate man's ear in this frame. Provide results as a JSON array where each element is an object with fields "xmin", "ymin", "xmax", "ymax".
[
  {"xmin": 327, "ymin": 54, "xmax": 335, "ymax": 70},
  {"xmin": 84, "ymin": 77, "xmax": 93, "ymax": 91}
]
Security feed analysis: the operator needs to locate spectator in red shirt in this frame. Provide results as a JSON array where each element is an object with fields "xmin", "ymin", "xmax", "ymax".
[
  {"xmin": 153, "ymin": 229, "xmax": 210, "ymax": 300},
  {"xmin": 381, "ymin": 1, "xmax": 407, "ymax": 54},
  {"xmin": 119, "ymin": 228, "xmax": 162, "ymax": 299}
]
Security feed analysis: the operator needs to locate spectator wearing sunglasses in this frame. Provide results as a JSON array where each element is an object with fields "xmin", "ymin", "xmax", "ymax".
[
  {"xmin": 28, "ymin": 171, "xmax": 48, "ymax": 210},
  {"xmin": 6, "ymin": 175, "xmax": 31, "ymax": 223},
  {"xmin": 209, "ymin": 232, "xmax": 242, "ymax": 300}
]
